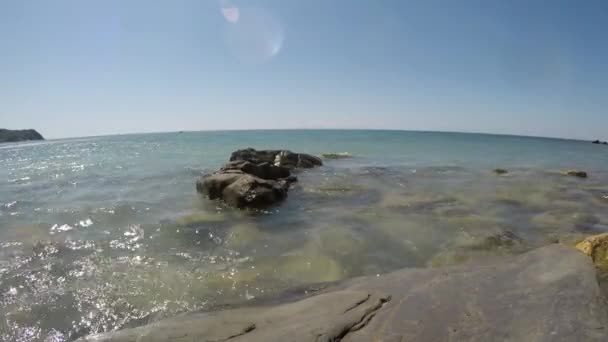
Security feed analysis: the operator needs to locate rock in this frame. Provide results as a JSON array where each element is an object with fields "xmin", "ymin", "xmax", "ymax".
[
  {"xmin": 493, "ymin": 168, "xmax": 508, "ymax": 175},
  {"xmin": 221, "ymin": 160, "xmax": 291, "ymax": 180},
  {"xmin": 230, "ymin": 148, "xmax": 322, "ymax": 169},
  {"xmin": 198, "ymin": 148, "xmax": 320, "ymax": 208},
  {"xmin": 565, "ymin": 170, "xmax": 588, "ymax": 178},
  {"xmin": 468, "ymin": 230, "xmax": 524, "ymax": 250},
  {"xmin": 0, "ymin": 128, "xmax": 44, "ymax": 143},
  {"xmin": 197, "ymin": 172, "xmax": 290, "ymax": 208},
  {"xmin": 576, "ymin": 233, "xmax": 608, "ymax": 272},
  {"xmin": 79, "ymin": 245, "xmax": 608, "ymax": 341},
  {"xmin": 321, "ymin": 152, "xmax": 352, "ymax": 159},
  {"xmin": 229, "ymin": 148, "xmax": 278, "ymax": 164},
  {"xmin": 196, "ymin": 172, "xmax": 244, "ymax": 200},
  {"xmin": 593, "ymin": 140, "xmax": 601, "ymax": 144},
  {"xmin": 275, "ymin": 150, "xmax": 323, "ymax": 168},
  {"xmin": 222, "ymin": 174, "xmax": 289, "ymax": 208}
]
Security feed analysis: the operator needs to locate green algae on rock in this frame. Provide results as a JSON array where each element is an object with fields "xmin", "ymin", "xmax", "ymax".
[
  {"xmin": 175, "ymin": 211, "xmax": 225, "ymax": 226},
  {"xmin": 224, "ymin": 223, "xmax": 266, "ymax": 249},
  {"xmin": 320, "ymin": 152, "xmax": 353, "ymax": 159}
]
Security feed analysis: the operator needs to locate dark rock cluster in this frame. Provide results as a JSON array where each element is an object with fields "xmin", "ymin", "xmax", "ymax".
[{"xmin": 196, "ymin": 148, "xmax": 322, "ymax": 208}]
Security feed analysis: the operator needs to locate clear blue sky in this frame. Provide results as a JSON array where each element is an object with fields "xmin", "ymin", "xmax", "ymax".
[{"xmin": 1, "ymin": 0, "xmax": 607, "ymax": 139}]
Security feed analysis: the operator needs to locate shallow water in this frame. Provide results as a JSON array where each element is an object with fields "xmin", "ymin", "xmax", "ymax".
[{"xmin": 1, "ymin": 130, "xmax": 608, "ymax": 341}]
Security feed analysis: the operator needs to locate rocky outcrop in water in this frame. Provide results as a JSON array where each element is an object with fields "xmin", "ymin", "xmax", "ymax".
[
  {"xmin": 565, "ymin": 170, "xmax": 588, "ymax": 178},
  {"xmin": 79, "ymin": 244, "xmax": 608, "ymax": 341},
  {"xmin": 0, "ymin": 129, "xmax": 44, "ymax": 143},
  {"xmin": 197, "ymin": 149, "xmax": 321, "ymax": 208},
  {"xmin": 230, "ymin": 148, "xmax": 323, "ymax": 169},
  {"xmin": 592, "ymin": 140, "xmax": 608, "ymax": 145}
]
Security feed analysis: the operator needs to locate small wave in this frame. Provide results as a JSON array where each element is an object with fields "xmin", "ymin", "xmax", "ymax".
[
  {"xmin": 50, "ymin": 224, "xmax": 74, "ymax": 234},
  {"xmin": 79, "ymin": 218, "xmax": 94, "ymax": 227}
]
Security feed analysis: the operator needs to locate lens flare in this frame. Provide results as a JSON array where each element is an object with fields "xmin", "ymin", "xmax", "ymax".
[
  {"xmin": 221, "ymin": 3, "xmax": 284, "ymax": 64},
  {"xmin": 220, "ymin": 1, "xmax": 240, "ymax": 24}
]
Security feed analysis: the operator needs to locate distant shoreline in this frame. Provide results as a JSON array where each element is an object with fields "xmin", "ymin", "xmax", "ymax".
[{"xmin": 0, "ymin": 128, "xmax": 44, "ymax": 143}]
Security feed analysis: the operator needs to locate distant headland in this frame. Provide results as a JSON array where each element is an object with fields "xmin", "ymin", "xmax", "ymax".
[{"xmin": 0, "ymin": 129, "xmax": 45, "ymax": 143}]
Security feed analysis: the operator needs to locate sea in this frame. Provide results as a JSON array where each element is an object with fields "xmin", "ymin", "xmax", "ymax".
[{"xmin": 2, "ymin": 130, "xmax": 608, "ymax": 341}]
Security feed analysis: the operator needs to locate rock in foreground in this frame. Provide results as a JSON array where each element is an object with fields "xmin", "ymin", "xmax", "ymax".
[
  {"xmin": 577, "ymin": 233, "xmax": 608, "ymax": 272},
  {"xmin": 197, "ymin": 149, "xmax": 321, "ymax": 208},
  {"xmin": 0, "ymin": 128, "xmax": 44, "ymax": 143},
  {"xmin": 79, "ymin": 244, "xmax": 608, "ymax": 341}
]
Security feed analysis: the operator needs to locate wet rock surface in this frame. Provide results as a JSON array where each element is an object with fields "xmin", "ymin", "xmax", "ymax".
[
  {"xmin": 80, "ymin": 244, "xmax": 608, "ymax": 341},
  {"xmin": 197, "ymin": 148, "xmax": 321, "ymax": 208},
  {"xmin": 229, "ymin": 148, "xmax": 322, "ymax": 169},
  {"xmin": 565, "ymin": 170, "xmax": 589, "ymax": 178}
]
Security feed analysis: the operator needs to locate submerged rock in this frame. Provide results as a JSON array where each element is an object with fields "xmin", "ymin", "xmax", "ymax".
[
  {"xmin": 565, "ymin": 170, "xmax": 588, "ymax": 178},
  {"xmin": 576, "ymin": 233, "xmax": 608, "ymax": 272},
  {"xmin": 175, "ymin": 212, "xmax": 225, "ymax": 226},
  {"xmin": 321, "ymin": 152, "xmax": 352, "ymax": 159},
  {"xmin": 276, "ymin": 252, "xmax": 345, "ymax": 283},
  {"xmin": 428, "ymin": 228, "xmax": 526, "ymax": 267},
  {"xmin": 197, "ymin": 148, "xmax": 320, "ymax": 209},
  {"xmin": 224, "ymin": 223, "xmax": 266, "ymax": 249},
  {"xmin": 79, "ymin": 244, "xmax": 608, "ymax": 342}
]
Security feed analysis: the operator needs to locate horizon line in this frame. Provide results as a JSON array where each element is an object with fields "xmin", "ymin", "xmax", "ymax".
[{"xmin": 35, "ymin": 127, "xmax": 597, "ymax": 143}]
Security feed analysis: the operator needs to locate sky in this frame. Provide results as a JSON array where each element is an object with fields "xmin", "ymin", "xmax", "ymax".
[{"xmin": 0, "ymin": 0, "xmax": 607, "ymax": 139}]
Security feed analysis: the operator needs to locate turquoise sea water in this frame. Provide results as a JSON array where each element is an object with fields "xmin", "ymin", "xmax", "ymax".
[{"xmin": 2, "ymin": 130, "xmax": 608, "ymax": 341}]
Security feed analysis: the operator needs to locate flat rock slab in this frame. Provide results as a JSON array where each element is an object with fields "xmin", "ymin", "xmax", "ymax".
[{"xmin": 80, "ymin": 245, "xmax": 608, "ymax": 341}]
